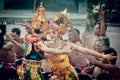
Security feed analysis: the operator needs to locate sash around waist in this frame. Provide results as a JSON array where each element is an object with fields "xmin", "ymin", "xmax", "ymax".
[{"xmin": 23, "ymin": 59, "xmax": 42, "ymax": 65}]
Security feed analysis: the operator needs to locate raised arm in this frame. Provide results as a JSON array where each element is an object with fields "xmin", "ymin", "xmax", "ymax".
[
  {"xmin": 82, "ymin": 28, "xmax": 92, "ymax": 49},
  {"xmin": 5, "ymin": 33, "xmax": 24, "ymax": 51},
  {"xmin": 69, "ymin": 22, "xmax": 83, "ymax": 44},
  {"xmin": 98, "ymin": 9, "xmax": 106, "ymax": 36}
]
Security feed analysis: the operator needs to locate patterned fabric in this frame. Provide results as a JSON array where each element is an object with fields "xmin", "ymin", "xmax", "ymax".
[
  {"xmin": 22, "ymin": 34, "xmax": 44, "ymax": 80},
  {"xmin": 65, "ymin": 73, "xmax": 77, "ymax": 80},
  {"xmin": 25, "ymin": 44, "xmax": 44, "ymax": 60},
  {"xmin": 23, "ymin": 64, "xmax": 44, "ymax": 80},
  {"xmin": 47, "ymin": 41, "xmax": 78, "ymax": 80},
  {"xmin": 24, "ymin": 34, "xmax": 44, "ymax": 60},
  {"xmin": 48, "ymin": 54, "xmax": 71, "ymax": 76}
]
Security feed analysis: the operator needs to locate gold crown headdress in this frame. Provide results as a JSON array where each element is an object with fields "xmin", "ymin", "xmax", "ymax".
[
  {"xmin": 31, "ymin": 2, "xmax": 49, "ymax": 32},
  {"xmin": 50, "ymin": 9, "xmax": 71, "ymax": 35}
]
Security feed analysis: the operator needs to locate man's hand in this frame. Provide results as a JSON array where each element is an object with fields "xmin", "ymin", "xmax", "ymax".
[
  {"xmin": 103, "ymin": 54, "xmax": 117, "ymax": 61},
  {"xmin": 5, "ymin": 33, "xmax": 14, "ymax": 41},
  {"xmin": 98, "ymin": 9, "xmax": 104, "ymax": 19},
  {"xmin": 82, "ymin": 65, "xmax": 94, "ymax": 73}
]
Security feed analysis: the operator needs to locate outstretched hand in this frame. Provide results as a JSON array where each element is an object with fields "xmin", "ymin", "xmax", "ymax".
[{"xmin": 103, "ymin": 54, "xmax": 117, "ymax": 61}]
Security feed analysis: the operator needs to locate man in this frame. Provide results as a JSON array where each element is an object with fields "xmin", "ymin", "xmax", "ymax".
[
  {"xmin": 68, "ymin": 23, "xmax": 88, "ymax": 72},
  {"xmin": 88, "ymin": 9, "xmax": 108, "ymax": 50},
  {"xmin": 90, "ymin": 57, "xmax": 120, "ymax": 80},
  {"xmin": 0, "ymin": 39, "xmax": 18, "ymax": 80},
  {"xmin": 5, "ymin": 28, "xmax": 24, "ymax": 58},
  {"xmin": 92, "ymin": 36, "xmax": 117, "ymax": 78},
  {"xmin": 94, "ymin": 36, "xmax": 117, "ymax": 65}
]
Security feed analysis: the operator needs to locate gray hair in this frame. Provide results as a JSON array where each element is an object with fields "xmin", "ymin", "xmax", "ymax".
[{"xmin": 97, "ymin": 37, "xmax": 110, "ymax": 48}]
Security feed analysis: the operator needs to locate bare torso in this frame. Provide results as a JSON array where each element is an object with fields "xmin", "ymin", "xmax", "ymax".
[{"xmin": 0, "ymin": 43, "xmax": 16, "ymax": 63}]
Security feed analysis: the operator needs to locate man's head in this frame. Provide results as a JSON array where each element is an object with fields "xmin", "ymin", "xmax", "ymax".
[
  {"xmin": 94, "ymin": 37, "xmax": 110, "ymax": 52},
  {"xmin": 24, "ymin": 21, "xmax": 33, "ymax": 34},
  {"xmin": 68, "ymin": 28, "xmax": 80, "ymax": 43},
  {"xmin": 97, "ymin": 37, "xmax": 110, "ymax": 48},
  {"xmin": 94, "ymin": 22, "xmax": 107, "ymax": 36},
  {"xmin": 11, "ymin": 28, "xmax": 21, "ymax": 40}
]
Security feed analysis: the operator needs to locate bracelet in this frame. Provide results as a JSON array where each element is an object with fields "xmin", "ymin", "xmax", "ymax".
[{"xmin": 99, "ymin": 53, "xmax": 104, "ymax": 58}]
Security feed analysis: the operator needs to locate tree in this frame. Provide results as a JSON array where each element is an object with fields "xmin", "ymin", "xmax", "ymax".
[{"xmin": 87, "ymin": 0, "xmax": 109, "ymax": 28}]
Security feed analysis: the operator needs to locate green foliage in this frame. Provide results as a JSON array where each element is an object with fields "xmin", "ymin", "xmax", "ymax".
[{"xmin": 87, "ymin": 0, "xmax": 109, "ymax": 28}]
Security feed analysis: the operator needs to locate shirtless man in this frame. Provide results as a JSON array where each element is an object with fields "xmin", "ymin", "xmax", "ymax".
[
  {"xmin": 68, "ymin": 24, "xmax": 88, "ymax": 71},
  {"xmin": 90, "ymin": 57, "xmax": 120, "ymax": 80},
  {"xmin": 5, "ymin": 28, "xmax": 24, "ymax": 58},
  {"xmin": 87, "ymin": 9, "xmax": 108, "ymax": 50},
  {"xmin": 0, "ymin": 40, "xmax": 18, "ymax": 80}
]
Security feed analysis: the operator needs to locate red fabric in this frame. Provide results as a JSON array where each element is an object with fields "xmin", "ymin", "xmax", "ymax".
[
  {"xmin": 3, "ymin": 62, "xmax": 14, "ymax": 70},
  {"xmin": 69, "ymin": 59, "xmax": 72, "ymax": 65},
  {"xmin": 24, "ymin": 34, "xmax": 39, "ymax": 44}
]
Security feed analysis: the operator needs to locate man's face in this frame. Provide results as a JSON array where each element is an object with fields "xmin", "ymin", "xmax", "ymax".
[
  {"xmin": 68, "ymin": 30, "xmax": 78, "ymax": 42},
  {"xmin": 94, "ymin": 41, "xmax": 104, "ymax": 52},
  {"xmin": 94, "ymin": 24, "xmax": 101, "ymax": 36},
  {"xmin": 11, "ymin": 32, "xmax": 20, "ymax": 40}
]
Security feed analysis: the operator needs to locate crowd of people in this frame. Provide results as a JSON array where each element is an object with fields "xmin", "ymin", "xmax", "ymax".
[{"xmin": 0, "ymin": 2, "xmax": 119, "ymax": 80}]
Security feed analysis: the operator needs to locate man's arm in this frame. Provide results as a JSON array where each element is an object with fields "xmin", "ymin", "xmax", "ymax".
[
  {"xmin": 70, "ymin": 42, "xmax": 116, "ymax": 60},
  {"xmin": 69, "ymin": 22, "xmax": 83, "ymax": 44},
  {"xmin": 94, "ymin": 60, "xmax": 119, "ymax": 73},
  {"xmin": 0, "ymin": 42, "xmax": 13, "ymax": 50},
  {"xmin": 5, "ymin": 33, "xmax": 24, "ymax": 51},
  {"xmin": 98, "ymin": 9, "xmax": 106, "ymax": 36}
]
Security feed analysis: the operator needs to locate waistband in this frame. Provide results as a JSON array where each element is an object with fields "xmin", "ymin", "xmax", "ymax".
[{"xmin": 23, "ymin": 59, "xmax": 42, "ymax": 66}]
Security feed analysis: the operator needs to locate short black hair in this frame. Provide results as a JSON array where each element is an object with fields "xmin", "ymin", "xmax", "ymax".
[
  {"xmin": 75, "ymin": 28, "xmax": 80, "ymax": 35},
  {"xmin": 11, "ymin": 28, "xmax": 21, "ymax": 35},
  {"xmin": 102, "ymin": 47, "xmax": 117, "ymax": 65},
  {"xmin": 68, "ymin": 28, "xmax": 80, "ymax": 35}
]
